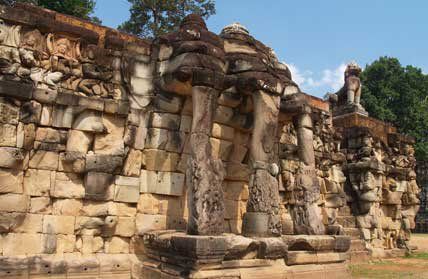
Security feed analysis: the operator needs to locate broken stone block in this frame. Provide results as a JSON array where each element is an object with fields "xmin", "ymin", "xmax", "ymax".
[
  {"xmin": 29, "ymin": 150, "xmax": 59, "ymax": 170},
  {"xmin": 51, "ymin": 172, "xmax": 85, "ymax": 199},
  {"xmin": 135, "ymin": 214, "xmax": 167, "ymax": 235},
  {"xmin": 105, "ymin": 236, "xmax": 130, "ymax": 254},
  {"xmin": 0, "ymin": 193, "xmax": 28, "ymax": 212},
  {"xmin": 2, "ymin": 233, "xmax": 42, "ymax": 256},
  {"xmin": 20, "ymin": 100, "xmax": 42, "ymax": 124},
  {"xmin": 94, "ymin": 114, "xmax": 125, "ymax": 156},
  {"xmin": 122, "ymin": 149, "xmax": 142, "ymax": 177},
  {"xmin": 142, "ymin": 149, "xmax": 180, "ymax": 171},
  {"xmin": 0, "ymin": 124, "xmax": 17, "ymax": 147},
  {"xmin": 43, "ymin": 215, "xmax": 75, "ymax": 235},
  {"xmin": 72, "ymin": 110, "xmax": 106, "ymax": 132},
  {"xmin": 150, "ymin": 112, "xmax": 180, "ymax": 130},
  {"xmin": 84, "ymin": 172, "xmax": 115, "ymax": 201},
  {"xmin": 35, "ymin": 127, "xmax": 67, "ymax": 144},
  {"xmin": 114, "ymin": 183, "xmax": 140, "ymax": 203},
  {"xmin": 140, "ymin": 170, "xmax": 185, "ymax": 196},
  {"xmin": 23, "ymin": 169, "xmax": 52, "ymax": 196},
  {"xmin": 85, "ymin": 154, "xmax": 123, "ymax": 174},
  {"xmin": 0, "ymin": 168, "xmax": 23, "ymax": 193},
  {"xmin": 30, "ymin": 197, "xmax": 51, "ymax": 214},
  {"xmin": 52, "ymin": 199, "xmax": 83, "ymax": 216},
  {"xmin": 66, "ymin": 129, "xmax": 93, "ymax": 154},
  {"xmin": 0, "ymin": 147, "xmax": 26, "ymax": 169}
]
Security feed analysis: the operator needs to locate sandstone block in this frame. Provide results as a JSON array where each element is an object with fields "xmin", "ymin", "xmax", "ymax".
[
  {"xmin": 130, "ymin": 76, "xmax": 153, "ymax": 96},
  {"xmin": 112, "ymin": 203, "xmax": 137, "ymax": 217},
  {"xmin": 0, "ymin": 124, "xmax": 17, "ymax": 147},
  {"xmin": 136, "ymin": 214, "xmax": 166, "ymax": 234},
  {"xmin": 40, "ymin": 105, "xmax": 53, "ymax": 126},
  {"xmin": 105, "ymin": 236, "xmax": 130, "ymax": 254},
  {"xmin": 66, "ymin": 129, "xmax": 93, "ymax": 153},
  {"xmin": 35, "ymin": 127, "xmax": 67, "ymax": 144},
  {"xmin": 11, "ymin": 213, "xmax": 43, "ymax": 233},
  {"xmin": 0, "ymin": 193, "xmax": 29, "ymax": 212},
  {"xmin": 150, "ymin": 112, "xmax": 180, "ymax": 130},
  {"xmin": 137, "ymin": 194, "xmax": 159, "ymax": 215},
  {"xmin": 140, "ymin": 170, "xmax": 185, "ymax": 196},
  {"xmin": 57, "ymin": 234, "xmax": 76, "ymax": 253},
  {"xmin": 0, "ymin": 98, "xmax": 19, "ymax": 124},
  {"xmin": 0, "ymin": 168, "xmax": 23, "ymax": 193},
  {"xmin": 142, "ymin": 149, "xmax": 180, "ymax": 171},
  {"xmin": 2, "ymin": 233, "xmax": 42, "ymax": 256},
  {"xmin": 51, "ymin": 172, "xmax": 85, "ymax": 198},
  {"xmin": 106, "ymin": 217, "xmax": 135, "ymax": 237},
  {"xmin": 52, "ymin": 105, "xmax": 74, "ymax": 128},
  {"xmin": 23, "ymin": 169, "xmax": 52, "ymax": 196},
  {"xmin": 211, "ymin": 123, "xmax": 235, "ymax": 141},
  {"xmin": 43, "ymin": 215, "xmax": 75, "ymax": 234},
  {"xmin": 225, "ymin": 163, "xmax": 251, "ymax": 181},
  {"xmin": 84, "ymin": 171, "xmax": 115, "ymax": 200},
  {"xmin": 30, "ymin": 197, "xmax": 51, "ymax": 214},
  {"xmin": 114, "ymin": 184, "xmax": 140, "ymax": 203},
  {"xmin": 52, "ymin": 199, "xmax": 83, "ymax": 216},
  {"xmin": 80, "ymin": 201, "xmax": 112, "ymax": 217},
  {"xmin": 58, "ymin": 151, "xmax": 86, "ymax": 173},
  {"xmin": 210, "ymin": 137, "xmax": 234, "ymax": 161},
  {"xmin": 72, "ymin": 110, "xmax": 105, "ymax": 132},
  {"xmin": 85, "ymin": 153, "xmax": 123, "ymax": 174},
  {"xmin": 123, "ymin": 149, "xmax": 142, "ymax": 177},
  {"xmin": 20, "ymin": 100, "xmax": 42, "ymax": 124},
  {"xmin": 16, "ymin": 123, "xmax": 36, "ymax": 150},
  {"xmin": 180, "ymin": 115, "xmax": 192, "ymax": 133},
  {"xmin": 223, "ymin": 181, "xmax": 249, "ymax": 201},
  {"xmin": 29, "ymin": 150, "xmax": 59, "ymax": 170},
  {"xmin": 78, "ymin": 96, "xmax": 105, "ymax": 111},
  {"xmin": 77, "ymin": 235, "xmax": 104, "ymax": 254},
  {"xmin": 0, "ymin": 147, "xmax": 26, "ymax": 169},
  {"xmin": 154, "ymin": 92, "xmax": 182, "ymax": 113},
  {"xmin": 94, "ymin": 114, "xmax": 125, "ymax": 156},
  {"xmin": 230, "ymin": 144, "xmax": 248, "ymax": 163},
  {"xmin": 145, "ymin": 128, "xmax": 169, "ymax": 149}
]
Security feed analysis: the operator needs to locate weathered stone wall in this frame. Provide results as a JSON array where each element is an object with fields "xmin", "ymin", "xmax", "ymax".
[
  {"xmin": 0, "ymin": 3, "xmax": 421, "ymax": 278},
  {"xmin": 415, "ymin": 161, "xmax": 428, "ymax": 232}
]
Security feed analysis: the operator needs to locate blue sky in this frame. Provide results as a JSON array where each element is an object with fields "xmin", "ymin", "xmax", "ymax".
[{"xmin": 94, "ymin": 0, "xmax": 428, "ymax": 97}]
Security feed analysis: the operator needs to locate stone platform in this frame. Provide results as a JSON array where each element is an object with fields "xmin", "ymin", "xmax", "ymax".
[{"xmin": 140, "ymin": 230, "xmax": 352, "ymax": 278}]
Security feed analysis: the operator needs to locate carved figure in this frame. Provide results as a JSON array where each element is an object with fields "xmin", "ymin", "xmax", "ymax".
[
  {"xmin": 337, "ymin": 62, "xmax": 362, "ymax": 107},
  {"xmin": 0, "ymin": 19, "xmax": 24, "ymax": 75}
]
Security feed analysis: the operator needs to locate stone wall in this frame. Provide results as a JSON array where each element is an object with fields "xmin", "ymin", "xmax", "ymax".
[
  {"xmin": 0, "ymin": 3, "xmax": 421, "ymax": 278},
  {"xmin": 415, "ymin": 161, "xmax": 428, "ymax": 232}
]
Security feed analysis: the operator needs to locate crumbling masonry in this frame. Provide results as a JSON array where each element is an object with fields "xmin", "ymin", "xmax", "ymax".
[{"xmin": 0, "ymin": 4, "xmax": 421, "ymax": 278}]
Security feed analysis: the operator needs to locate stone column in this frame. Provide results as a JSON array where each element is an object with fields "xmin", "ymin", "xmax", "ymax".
[
  {"xmin": 187, "ymin": 86, "xmax": 226, "ymax": 235},
  {"xmin": 242, "ymin": 90, "xmax": 282, "ymax": 237},
  {"xmin": 292, "ymin": 109, "xmax": 325, "ymax": 235}
]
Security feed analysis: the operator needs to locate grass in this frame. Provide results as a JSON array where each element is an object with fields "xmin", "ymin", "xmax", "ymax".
[{"xmin": 405, "ymin": 252, "xmax": 428, "ymax": 259}]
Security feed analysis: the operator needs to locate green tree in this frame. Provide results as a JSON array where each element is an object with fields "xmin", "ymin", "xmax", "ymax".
[
  {"xmin": 360, "ymin": 56, "xmax": 428, "ymax": 160},
  {"xmin": 119, "ymin": 0, "xmax": 215, "ymax": 38},
  {"xmin": 2, "ymin": 0, "xmax": 101, "ymax": 24}
]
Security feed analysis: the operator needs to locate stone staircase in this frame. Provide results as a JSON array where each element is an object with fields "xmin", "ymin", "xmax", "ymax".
[{"xmin": 337, "ymin": 205, "xmax": 371, "ymax": 263}]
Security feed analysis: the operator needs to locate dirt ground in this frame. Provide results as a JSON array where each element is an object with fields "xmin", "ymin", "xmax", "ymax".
[{"xmin": 350, "ymin": 234, "xmax": 428, "ymax": 278}]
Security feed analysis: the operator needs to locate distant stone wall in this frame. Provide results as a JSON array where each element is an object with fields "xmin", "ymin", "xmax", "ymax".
[
  {"xmin": 0, "ymin": 3, "xmax": 421, "ymax": 278},
  {"xmin": 415, "ymin": 161, "xmax": 428, "ymax": 232}
]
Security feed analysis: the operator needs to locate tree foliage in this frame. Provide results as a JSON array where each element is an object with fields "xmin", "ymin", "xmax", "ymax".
[
  {"xmin": 360, "ymin": 56, "xmax": 428, "ymax": 160},
  {"xmin": 2, "ymin": 0, "xmax": 101, "ymax": 24},
  {"xmin": 119, "ymin": 0, "xmax": 215, "ymax": 38}
]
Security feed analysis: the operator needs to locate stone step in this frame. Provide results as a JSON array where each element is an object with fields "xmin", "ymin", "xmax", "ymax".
[
  {"xmin": 349, "ymin": 250, "xmax": 371, "ymax": 263},
  {"xmin": 336, "ymin": 215, "xmax": 357, "ymax": 228},
  {"xmin": 350, "ymin": 239, "xmax": 366, "ymax": 252},
  {"xmin": 343, "ymin": 228, "xmax": 362, "ymax": 240}
]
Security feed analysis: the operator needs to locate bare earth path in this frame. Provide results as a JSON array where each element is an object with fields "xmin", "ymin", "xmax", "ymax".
[{"xmin": 350, "ymin": 234, "xmax": 428, "ymax": 278}]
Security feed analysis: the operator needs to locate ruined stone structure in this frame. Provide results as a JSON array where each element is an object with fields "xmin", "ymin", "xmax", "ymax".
[
  {"xmin": 415, "ymin": 161, "xmax": 428, "ymax": 232},
  {"xmin": 0, "ymin": 4, "xmax": 421, "ymax": 279}
]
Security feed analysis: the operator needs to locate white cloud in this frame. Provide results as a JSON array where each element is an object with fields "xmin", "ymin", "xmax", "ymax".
[{"xmin": 287, "ymin": 63, "xmax": 347, "ymax": 96}]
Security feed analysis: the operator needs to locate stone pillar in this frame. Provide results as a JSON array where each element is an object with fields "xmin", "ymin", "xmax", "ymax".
[
  {"xmin": 292, "ymin": 109, "xmax": 325, "ymax": 235},
  {"xmin": 187, "ymin": 86, "xmax": 226, "ymax": 235},
  {"xmin": 242, "ymin": 90, "xmax": 282, "ymax": 237}
]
